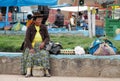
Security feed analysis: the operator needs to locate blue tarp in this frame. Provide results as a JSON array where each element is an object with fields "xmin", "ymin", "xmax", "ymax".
[
  {"xmin": 0, "ymin": 0, "xmax": 58, "ymax": 6},
  {"xmin": 49, "ymin": 3, "xmax": 71, "ymax": 8},
  {"xmin": 114, "ymin": 34, "xmax": 120, "ymax": 40}
]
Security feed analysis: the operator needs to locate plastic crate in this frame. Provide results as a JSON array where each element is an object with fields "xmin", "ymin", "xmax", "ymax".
[
  {"xmin": 105, "ymin": 25, "xmax": 117, "ymax": 36},
  {"xmin": 60, "ymin": 49, "xmax": 75, "ymax": 55},
  {"xmin": 96, "ymin": 26, "xmax": 104, "ymax": 36}
]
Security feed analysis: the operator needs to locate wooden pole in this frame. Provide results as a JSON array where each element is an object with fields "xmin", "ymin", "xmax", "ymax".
[
  {"xmin": 88, "ymin": 7, "xmax": 92, "ymax": 38},
  {"xmin": 92, "ymin": 8, "xmax": 96, "ymax": 36}
]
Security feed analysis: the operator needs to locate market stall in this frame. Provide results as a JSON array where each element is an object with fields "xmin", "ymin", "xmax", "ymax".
[{"xmin": 0, "ymin": 0, "xmax": 58, "ymax": 28}]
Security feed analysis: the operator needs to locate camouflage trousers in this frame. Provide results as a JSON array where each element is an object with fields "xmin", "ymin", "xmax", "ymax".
[{"xmin": 21, "ymin": 43, "xmax": 50, "ymax": 74}]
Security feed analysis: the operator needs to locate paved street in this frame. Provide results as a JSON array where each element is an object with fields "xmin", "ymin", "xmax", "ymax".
[{"xmin": 0, "ymin": 75, "xmax": 120, "ymax": 81}]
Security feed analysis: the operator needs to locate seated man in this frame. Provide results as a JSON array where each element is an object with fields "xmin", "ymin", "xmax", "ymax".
[{"xmin": 54, "ymin": 9, "xmax": 64, "ymax": 28}]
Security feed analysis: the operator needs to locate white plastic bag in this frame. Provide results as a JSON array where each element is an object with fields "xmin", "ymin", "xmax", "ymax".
[
  {"xmin": 21, "ymin": 25, "xmax": 27, "ymax": 31},
  {"xmin": 74, "ymin": 46, "xmax": 85, "ymax": 55}
]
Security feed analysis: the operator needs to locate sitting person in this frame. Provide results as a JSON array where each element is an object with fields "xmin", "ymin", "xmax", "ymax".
[
  {"xmin": 21, "ymin": 12, "xmax": 51, "ymax": 77},
  {"xmin": 69, "ymin": 13, "xmax": 76, "ymax": 30},
  {"xmin": 70, "ymin": 13, "xmax": 76, "ymax": 27},
  {"xmin": 54, "ymin": 9, "xmax": 64, "ymax": 28},
  {"xmin": 26, "ymin": 14, "xmax": 33, "ymax": 28}
]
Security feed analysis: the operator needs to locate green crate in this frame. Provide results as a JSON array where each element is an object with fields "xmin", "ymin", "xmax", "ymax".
[
  {"xmin": 105, "ymin": 25, "xmax": 117, "ymax": 36},
  {"xmin": 105, "ymin": 4, "xmax": 120, "ymax": 36}
]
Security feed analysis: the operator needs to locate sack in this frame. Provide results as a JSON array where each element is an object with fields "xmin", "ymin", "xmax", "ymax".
[
  {"xmin": 12, "ymin": 22, "xmax": 23, "ymax": 31},
  {"xmin": 74, "ymin": 46, "xmax": 85, "ymax": 55},
  {"xmin": 45, "ymin": 41, "xmax": 63, "ymax": 55},
  {"xmin": 89, "ymin": 38, "xmax": 103, "ymax": 54},
  {"xmin": 32, "ymin": 66, "xmax": 44, "ymax": 77},
  {"xmin": 94, "ymin": 43, "xmax": 116, "ymax": 55},
  {"xmin": 89, "ymin": 37, "xmax": 117, "ymax": 55}
]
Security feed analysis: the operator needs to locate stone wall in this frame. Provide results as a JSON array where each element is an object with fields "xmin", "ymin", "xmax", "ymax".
[
  {"xmin": 0, "ymin": 56, "xmax": 21, "ymax": 74},
  {"xmin": 1, "ymin": 55, "xmax": 120, "ymax": 77},
  {"xmin": 50, "ymin": 58, "xmax": 120, "ymax": 77}
]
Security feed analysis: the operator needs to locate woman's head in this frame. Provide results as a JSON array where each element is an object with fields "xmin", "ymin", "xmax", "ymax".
[
  {"xmin": 33, "ymin": 16, "xmax": 43, "ymax": 26},
  {"xmin": 32, "ymin": 12, "xmax": 44, "ymax": 26}
]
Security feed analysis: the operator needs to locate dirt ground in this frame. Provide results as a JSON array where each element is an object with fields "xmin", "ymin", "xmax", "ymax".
[{"xmin": 0, "ymin": 75, "xmax": 120, "ymax": 81}]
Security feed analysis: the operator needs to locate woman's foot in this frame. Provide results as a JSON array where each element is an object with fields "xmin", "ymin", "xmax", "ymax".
[
  {"xmin": 25, "ymin": 74, "xmax": 31, "ymax": 78},
  {"xmin": 45, "ymin": 69, "xmax": 51, "ymax": 77},
  {"xmin": 45, "ymin": 73, "xmax": 51, "ymax": 77},
  {"xmin": 25, "ymin": 67, "xmax": 32, "ymax": 78}
]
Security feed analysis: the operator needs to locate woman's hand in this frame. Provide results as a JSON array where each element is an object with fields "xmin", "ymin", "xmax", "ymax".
[
  {"xmin": 29, "ymin": 49, "xmax": 35, "ymax": 54},
  {"xmin": 39, "ymin": 42, "xmax": 45, "ymax": 49}
]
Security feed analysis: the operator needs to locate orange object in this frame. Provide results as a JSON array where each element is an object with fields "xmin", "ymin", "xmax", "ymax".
[{"xmin": 26, "ymin": 20, "xmax": 33, "ymax": 27}]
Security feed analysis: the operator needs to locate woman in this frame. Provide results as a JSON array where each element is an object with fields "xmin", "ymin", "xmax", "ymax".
[
  {"xmin": 26, "ymin": 14, "xmax": 33, "ymax": 28},
  {"xmin": 69, "ymin": 13, "xmax": 76, "ymax": 30},
  {"xmin": 22, "ymin": 12, "xmax": 50, "ymax": 77}
]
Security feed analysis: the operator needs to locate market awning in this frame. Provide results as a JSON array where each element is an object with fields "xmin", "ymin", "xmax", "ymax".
[
  {"xmin": 51, "ymin": 6, "xmax": 96, "ymax": 12},
  {"xmin": 0, "ymin": 0, "xmax": 58, "ymax": 27},
  {"xmin": 0, "ymin": 0, "xmax": 58, "ymax": 6}
]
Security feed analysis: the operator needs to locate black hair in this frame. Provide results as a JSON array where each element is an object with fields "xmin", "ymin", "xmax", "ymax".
[
  {"xmin": 57, "ymin": 9, "xmax": 61, "ymax": 11},
  {"xmin": 33, "ymin": 16, "xmax": 43, "ymax": 21},
  {"xmin": 78, "ymin": 12, "xmax": 82, "ymax": 16},
  {"xmin": 27, "ymin": 14, "xmax": 33, "ymax": 20}
]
